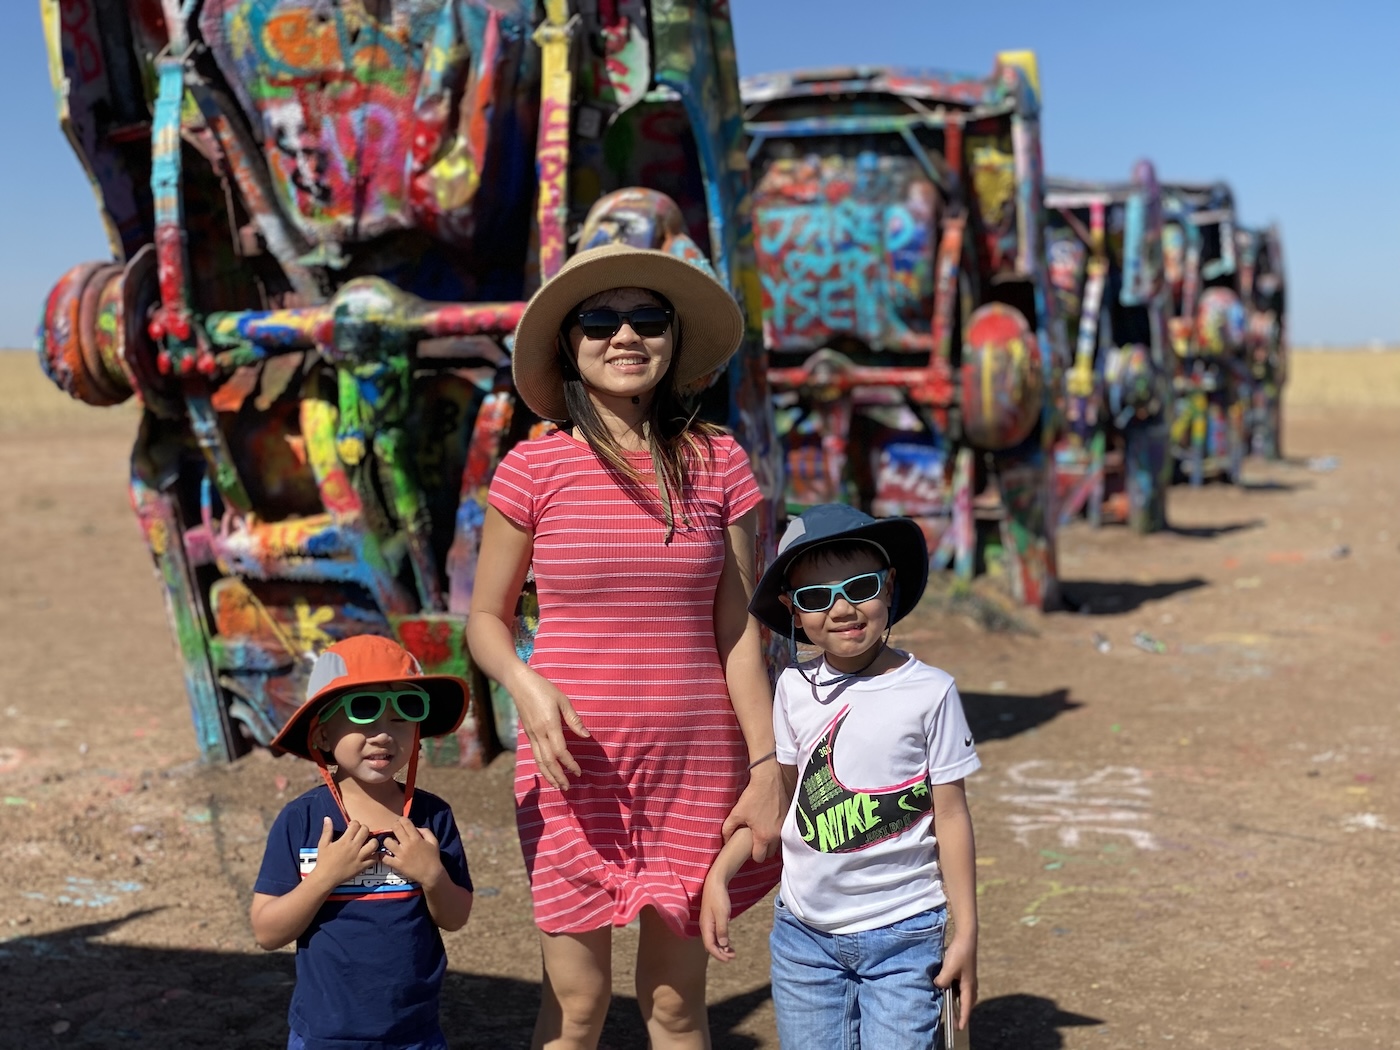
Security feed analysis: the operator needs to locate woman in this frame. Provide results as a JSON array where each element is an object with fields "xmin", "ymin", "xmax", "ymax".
[{"xmin": 467, "ymin": 243, "xmax": 783, "ymax": 1050}]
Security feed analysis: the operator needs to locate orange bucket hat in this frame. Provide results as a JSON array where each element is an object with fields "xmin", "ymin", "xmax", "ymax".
[
  {"xmin": 270, "ymin": 636, "xmax": 469, "ymax": 822},
  {"xmin": 271, "ymin": 635, "xmax": 469, "ymax": 762}
]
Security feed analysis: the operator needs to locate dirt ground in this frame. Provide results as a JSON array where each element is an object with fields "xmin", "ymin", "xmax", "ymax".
[{"xmin": 2, "ymin": 351, "xmax": 1397, "ymax": 1049}]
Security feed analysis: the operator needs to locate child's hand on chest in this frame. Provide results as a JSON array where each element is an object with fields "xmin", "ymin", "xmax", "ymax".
[{"xmin": 376, "ymin": 816, "xmax": 447, "ymax": 888}]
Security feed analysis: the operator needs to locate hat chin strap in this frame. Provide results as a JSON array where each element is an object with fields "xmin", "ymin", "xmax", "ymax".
[{"xmin": 310, "ymin": 714, "xmax": 420, "ymax": 825}]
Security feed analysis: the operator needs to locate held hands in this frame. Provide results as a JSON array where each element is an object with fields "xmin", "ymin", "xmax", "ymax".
[
  {"xmin": 934, "ymin": 932, "xmax": 979, "ymax": 1030},
  {"xmin": 311, "ymin": 817, "xmax": 380, "ymax": 888},
  {"xmin": 699, "ymin": 875, "xmax": 737, "ymax": 963},
  {"xmin": 514, "ymin": 671, "xmax": 590, "ymax": 791},
  {"xmin": 379, "ymin": 817, "xmax": 447, "ymax": 888},
  {"xmin": 721, "ymin": 762, "xmax": 783, "ymax": 863}
]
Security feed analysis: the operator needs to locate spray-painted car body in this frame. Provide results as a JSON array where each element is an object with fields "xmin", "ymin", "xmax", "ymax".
[
  {"xmin": 1235, "ymin": 224, "xmax": 1287, "ymax": 459},
  {"xmin": 1045, "ymin": 162, "xmax": 1173, "ymax": 533},
  {"xmin": 1159, "ymin": 181, "xmax": 1248, "ymax": 486},
  {"xmin": 37, "ymin": 0, "xmax": 778, "ymax": 763},
  {"xmin": 741, "ymin": 59, "xmax": 1065, "ymax": 610}
]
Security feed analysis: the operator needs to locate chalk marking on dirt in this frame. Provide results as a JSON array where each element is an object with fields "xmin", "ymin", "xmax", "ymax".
[
  {"xmin": 999, "ymin": 761, "xmax": 1158, "ymax": 851},
  {"xmin": 1342, "ymin": 813, "xmax": 1392, "ymax": 832},
  {"xmin": 1018, "ymin": 880, "xmax": 1132, "ymax": 926}
]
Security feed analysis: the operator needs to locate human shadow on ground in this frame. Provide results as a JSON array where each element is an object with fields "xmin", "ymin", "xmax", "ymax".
[
  {"xmin": 961, "ymin": 688, "xmax": 1081, "ymax": 744},
  {"xmin": 3, "ymin": 914, "xmax": 770, "ymax": 1049},
  {"xmin": 1058, "ymin": 577, "xmax": 1207, "ymax": 615},
  {"xmin": 1165, "ymin": 519, "xmax": 1262, "ymax": 539},
  {"xmin": 970, "ymin": 993, "xmax": 1104, "ymax": 1048}
]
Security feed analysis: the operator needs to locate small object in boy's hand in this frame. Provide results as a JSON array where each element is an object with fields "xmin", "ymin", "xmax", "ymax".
[{"xmin": 941, "ymin": 985, "xmax": 969, "ymax": 1049}]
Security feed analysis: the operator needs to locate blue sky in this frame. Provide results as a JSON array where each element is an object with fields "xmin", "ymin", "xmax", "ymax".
[{"xmin": 3, "ymin": 0, "xmax": 1397, "ymax": 348}]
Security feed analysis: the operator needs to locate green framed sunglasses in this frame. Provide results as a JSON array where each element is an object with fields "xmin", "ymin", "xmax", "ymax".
[{"xmin": 319, "ymin": 688, "xmax": 431, "ymax": 726}]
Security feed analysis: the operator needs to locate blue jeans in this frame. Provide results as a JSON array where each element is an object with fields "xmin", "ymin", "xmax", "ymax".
[{"xmin": 770, "ymin": 897, "xmax": 947, "ymax": 1050}]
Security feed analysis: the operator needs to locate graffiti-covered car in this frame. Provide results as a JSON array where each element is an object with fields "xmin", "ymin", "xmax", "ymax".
[
  {"xmin": 1235, "ymin": 224, "xmax": 1288, "ymax": 459},
  {"xmin": 36, "ymin": 0, "xmax": 778, "ymax": 762},
  {"xmin": 741, "ymin": 58, "xmax": 1066, "ymax": 610},
  {"xmin": 1045, "ymin": 162, "xmax": 1173, "ymax": 533},
  {"xmin": 1160, "ymin": 181, "xmax": 1248, "ymax": 486}
]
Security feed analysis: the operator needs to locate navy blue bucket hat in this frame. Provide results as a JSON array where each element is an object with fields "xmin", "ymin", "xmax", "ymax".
[{"xmin": 750, "ymin": 504, "xmax": 930, "ymax": 644}]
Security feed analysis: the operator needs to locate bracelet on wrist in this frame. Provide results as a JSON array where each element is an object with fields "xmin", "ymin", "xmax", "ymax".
[{"xmin": 747, "ymin": 749, "xmax": 778, "ymax": 771}]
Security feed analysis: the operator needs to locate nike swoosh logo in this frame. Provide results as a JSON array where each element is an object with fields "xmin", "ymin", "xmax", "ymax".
[
  {"xmin": 898, "ymin": 794, "xmax": 921, "ymax": 812},
  {"xmin": 964, "ymin": 735, "xmax": 973, "ymax": 747}
]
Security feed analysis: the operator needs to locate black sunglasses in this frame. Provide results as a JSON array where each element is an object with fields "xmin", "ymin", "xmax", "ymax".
[{"xmin": 574, "ymin": 305, "xmax": 674, "ymax": 340}]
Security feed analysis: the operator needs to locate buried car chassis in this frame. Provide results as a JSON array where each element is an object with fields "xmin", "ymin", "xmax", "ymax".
[{"xmin": 37, "ymin": 0, "xmax": 779, "ymax": 763}]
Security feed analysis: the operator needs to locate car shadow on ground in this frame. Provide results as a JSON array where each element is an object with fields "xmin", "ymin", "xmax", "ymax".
[
  {"xmin": 1164, "ymin": 518, "xmax": 1263, "ymax": 538},
  {"xmin": 970, "ymin": 993, "xmax": 1104, "ymax": 1048},
  {"xmin": 3, "ymin": 913, "xmax": 770, "ymax": 1050},
  {"xmin": 1058, "ymin": 577, "xmax": 1207, "ymax": 615},
  {"xmin": 1237, "ymin": 477, "xmax": 1310, "ymax": 493},
  {"xmin": 960, "ymin": 687, "xmax": 1081, "ymax": 744}
]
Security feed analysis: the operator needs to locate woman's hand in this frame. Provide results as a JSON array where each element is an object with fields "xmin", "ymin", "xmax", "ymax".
[
  {"xmin": 721, "ymin": 761, "xmax": 784, "ymax": 862},
  {"xmin": 512, "ymin": 669, "xmax": 590, "ymax": 791},
  {"xmin": 468, "ymin": 507, "xmax": 588, "ymax": 790}
]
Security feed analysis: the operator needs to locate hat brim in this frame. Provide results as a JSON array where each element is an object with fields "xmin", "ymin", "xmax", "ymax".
[
  {"xmin": 512, "ymin": 243, "xmax": 745, "ymax": 422},
  {"xmin": 749, "ymin": 518, "xmax": 930, "ymax": 644},
  {"xmin": 270, "ymin": 675, "xmax": 470, "ymax": 762}
]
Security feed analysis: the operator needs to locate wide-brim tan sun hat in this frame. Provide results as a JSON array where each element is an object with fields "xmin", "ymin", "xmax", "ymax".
[{"xmin": 512, "ymin": 243, "xmax": 746, "ymax": 422}]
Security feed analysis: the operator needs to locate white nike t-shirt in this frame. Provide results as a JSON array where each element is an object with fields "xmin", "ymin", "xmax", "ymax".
[{"xmin": 773, "ymin": 651, "xmax": 980, "ymax": 934}]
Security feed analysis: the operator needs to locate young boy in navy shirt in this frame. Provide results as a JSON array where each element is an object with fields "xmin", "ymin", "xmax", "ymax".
[
  {"xmin": 252, "ymin": 635, "xmax": 476, "ymax": 1050},
  {"xmin": 701, "ymin": 504, "xmax": 980, "ymax": 1049}
]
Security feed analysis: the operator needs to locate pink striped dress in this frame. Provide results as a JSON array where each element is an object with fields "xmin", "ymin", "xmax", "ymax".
[{"xmin": 487, "ymin": 429, "xmax": 780, "ymax": 936}]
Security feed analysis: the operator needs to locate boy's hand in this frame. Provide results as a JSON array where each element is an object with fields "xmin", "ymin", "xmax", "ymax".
[
  {"xmin": 311, "ymin": 817, "xmax": 380, "ymax": 888},
  {"xmin": 934, "ymin": 933, "xmax": 978, "ymax": 1030},
  {"xmin": 699, "ymin": 876, "xmax": 737, "ymax": 963},
  {"xmin": 379, "ymin": 817, "xmax": 447, "ymax": 888}
]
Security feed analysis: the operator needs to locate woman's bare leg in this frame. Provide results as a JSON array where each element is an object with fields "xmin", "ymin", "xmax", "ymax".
[
  {"xmin": 533, "ymin": 926, "xmax": 612, "ymax": 1050},
  {"xmin": 635, "ymin": 907, "xmax": 712, "ymax": 1050}
]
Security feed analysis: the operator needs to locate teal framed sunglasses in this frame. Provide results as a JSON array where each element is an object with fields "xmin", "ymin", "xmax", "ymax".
[
  {"xmin": 789, "ymin": 570, "xmax": 890, "ymax": 613},
  {"xmin": 320, "ymin": 688, "xmax": 431, "ymax": 726}
]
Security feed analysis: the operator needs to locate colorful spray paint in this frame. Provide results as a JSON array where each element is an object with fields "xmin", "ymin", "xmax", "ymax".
[
  {"xmin": 1159, "ymin": 182, "xmax": 1249, "ymax": 486},
  {"xmin": 1235, "ymin": 225, "xmax": 1288, "ymax": 460},
  {"xmin": 1045, "ymin": 162, "xmax": 1173, "ymax": 533},
  {"xmin": 36, "ymin": 0, "xmax": 777, "ymax": 762},
  {"xmin": 743, "ymin": 59, "xmax": 1066, "ymax": 609}
]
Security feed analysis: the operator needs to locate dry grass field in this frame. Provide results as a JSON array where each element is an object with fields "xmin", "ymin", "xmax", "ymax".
[
  {"xmin": 1, "ymin": 351, "xmax": 141, "ymax": 429},
  {"xmin": 1285, "ymin": 348, "xmax": 1400, "ymax": 407}
]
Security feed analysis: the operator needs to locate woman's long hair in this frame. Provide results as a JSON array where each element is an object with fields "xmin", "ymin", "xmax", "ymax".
[{"xmin": 558, "ymin": 304, "xmax": 725, "ymax": 543}]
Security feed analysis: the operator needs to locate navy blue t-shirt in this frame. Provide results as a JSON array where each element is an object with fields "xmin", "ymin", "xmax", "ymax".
[{"xmin": 254, "ymin": 785, "xmax": 472, "ymax": 1050}]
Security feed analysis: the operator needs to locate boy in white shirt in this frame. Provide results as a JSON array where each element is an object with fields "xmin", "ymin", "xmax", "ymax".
[{"xmin": 702, "ymin": 503, "xmax": 979, "ymax": 1049}]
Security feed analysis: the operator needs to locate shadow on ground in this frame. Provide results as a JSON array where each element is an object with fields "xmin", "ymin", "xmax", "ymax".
[
  {"xmin": 1058, "ymin": 578, "xmax": 1206, "ymax": 615},
  {"xmin": 1165, "ymin": 519, "xmax": 1262, "ymax": 539},
  {"xmin": 961, "ymin": 688, "xmax": 1081, "ymax": 743},
  {"xmin": 2, "ymin": 914, "xmax": 770, "ymax": 1049},
  {"xmin": 970, "ymin": 993, "xmax": 1104, "ymax": 1049},
  {"xmin": 1237, "ymin": 478, "xmax": 1310, "ymax": 493}
]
